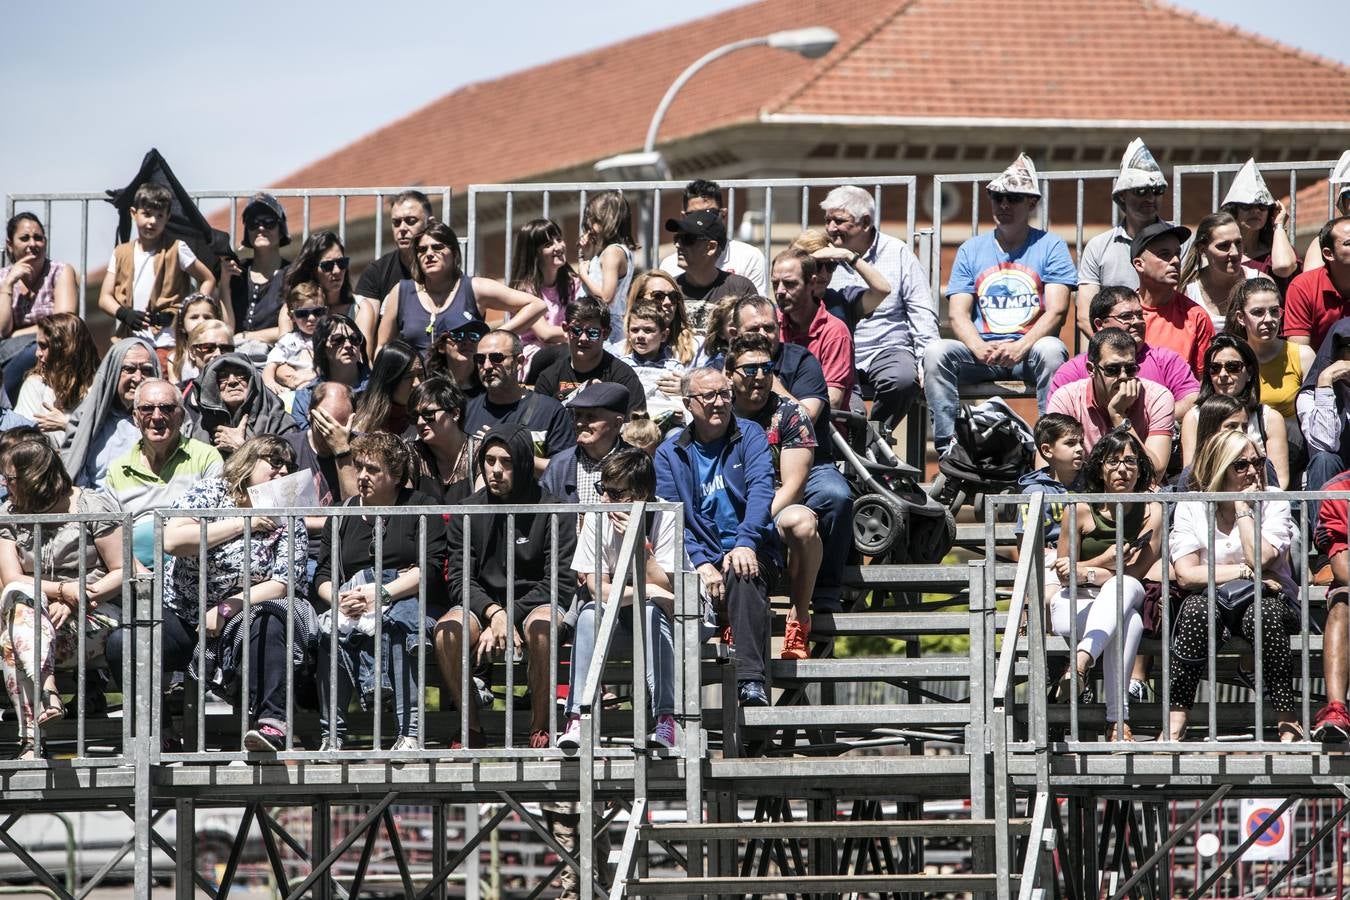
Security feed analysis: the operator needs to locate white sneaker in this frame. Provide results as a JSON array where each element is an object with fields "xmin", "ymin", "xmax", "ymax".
[
  {"xmin": 390, "ymin": 735, "xmax": 420, "ymax": 751},
  {"xmin": 557, "ymin": 715, "xmax": 582, "ymax": 749},
  {"xmin": 319, "ymin": 735, "xmax": 343, "ymax": 753}
]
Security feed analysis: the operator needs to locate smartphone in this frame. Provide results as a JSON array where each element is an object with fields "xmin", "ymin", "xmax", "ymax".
[{"xmin": 1127, "ymin": 529, "xmax": 1154, "ymax": 552}]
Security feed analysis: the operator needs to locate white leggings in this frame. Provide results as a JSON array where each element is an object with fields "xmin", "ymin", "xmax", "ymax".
[{"xmin": 1050, "ymin": 576, "xmax": 1145, "ymax": 723}]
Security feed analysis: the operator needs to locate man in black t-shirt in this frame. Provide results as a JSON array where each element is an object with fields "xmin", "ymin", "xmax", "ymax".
[
  {"xmin": 666, "ymin": 209, "xmax": 757, "ymax": 331},
  {"xmin": 353, "ymin": 190, "xmax": 432, "ymax": 310},
  {"xmin": 463, "ymin": 330, "xmax": 574, "ymax": 473},
  {"xmin": 533, "ymin": 296, "xmax": 645, "ymax": 416}
]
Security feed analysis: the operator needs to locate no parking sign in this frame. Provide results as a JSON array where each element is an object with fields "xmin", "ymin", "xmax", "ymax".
[{"xmin": 1239, "ymin": 798, "xmax": 1295, "ymax": 861}]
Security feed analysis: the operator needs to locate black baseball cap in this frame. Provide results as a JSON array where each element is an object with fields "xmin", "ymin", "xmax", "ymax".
[
  {"xmin": 1129, "ymin": 222, "xmax": 1192, "ymax": 260},
  {"xmin": 665, "ymin": 209, "xmax": 726, "ymax": 245},
  {"xmin": 565, "ymin": 382, "xmax": 630, "ymax": 415}
]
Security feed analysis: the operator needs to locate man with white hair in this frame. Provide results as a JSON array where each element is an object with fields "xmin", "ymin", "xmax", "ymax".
[
  {"xmin": 925, "ymin": 155, "xmax": 1073, "ymax": 456},
  {"xmin": 1075, "ymin": 138, "xmax": 1172, "ymax": 335},
  {"xmin": 820, "ymin": 185, "xmax": 938, "ymax": 436}
]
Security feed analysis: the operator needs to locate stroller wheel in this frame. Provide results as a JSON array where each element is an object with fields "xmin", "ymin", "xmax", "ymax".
[{"xmin": 852, "ymin": 493, "xmax": 903, "ymax": 557}]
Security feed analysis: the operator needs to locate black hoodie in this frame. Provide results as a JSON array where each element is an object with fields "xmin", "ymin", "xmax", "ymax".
[
  {"xmin": 186, "ymin": 353, "xmax": 296, "ymax": 451},
  {"xmin": 447, "ymin": 424, "xmax": 577, "ymax": 620}
]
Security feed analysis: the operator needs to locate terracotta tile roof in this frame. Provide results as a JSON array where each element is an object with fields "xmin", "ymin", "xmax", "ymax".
[
  {"xmin": 254, "ymin": 0, "xmax": 1349, "ymax": 221},
  {"xmin": 772, "ymin": 0, "xmax": 1350, "ymax": 121}
]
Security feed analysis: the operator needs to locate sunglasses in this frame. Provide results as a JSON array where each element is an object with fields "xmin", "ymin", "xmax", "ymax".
[
  {"xmin": 688, "ymin": 388, "xmax": 733, "ymax": 405},
  {"xmin": 327, "ymin": 333, "xmax": 361, "ymax": 348},
  {"xmin": 218, "ymin": 370, "xmax": 250, "ymax": 386},
  {"xmin": 292, "ymin": 306, "xmax": 327, "ymax": 320},
  {"xmin": 248, "ymin": 216, "xmax": 279, "ymax": 230},
  {"xmin": 1095, "ymin": 362, "xmax": 1140, "ymax": 377},
  {"xmin": 416, "ymin": 407, "xmax": 447, "ymax": 423},
  {"xmin": 735, "ymin": 362, "xmax": 773, "ymax": 377},
  {"xmin": 192, "ymin": 341, "xmax": 231, "ymax": 354},
  {"xmin": 444, "ymin": 328, "xmax": 481, "ymax": 344},
  {"xmin": 673, "ymin": 234, "xmax": 705, "ymax": 247},
  {"xmin": 594, "ymin": 479, "xmax": 629, "ymax": 499},
  {"xmin": 1128, "ymin": 186, "xmax": 1167, "ymax": 198},
  {"xmin": 568, "ymin": 324, "xmax": 604, "ymax": 341},
  {"xmin": 135, "ymin": 402, "xmax": 179, "ymax": 416},
  {"xmin": 1208, "ymin": 360, "xmax": 1247, "ymax": 376},
  {"xmin": 1230, "ymin": 455, "xmax": 1267, "ymax": 475},
  {"xmin": 474, "ymin": 352, "xmax": 514, "ymax": 366},
  {"xmin": 261, "ymin": 454, "xmax": 294, "ymax": 472},
  {"xmin": 120, "ymin": 364, "xmax": 157, "ymax": 377},
  {"xmin": 642, "ymin": 290, "xmax": 679, "ymax": 302},
  {"xmin": 418, "ymin": 242, "xmax": 450, "ymax": 257},
  {"xmin": 317, "ymin": 256, "xmax": 350, "ymax": 273},
  {"xmin": 988, "ymin": 191, "xmax": 1028, "ymax": 205}
]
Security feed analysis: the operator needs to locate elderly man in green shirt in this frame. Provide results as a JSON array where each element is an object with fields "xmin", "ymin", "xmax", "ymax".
[{"xmin": 106, "ymin": 379, "xmax": 223, "ymax": 566}]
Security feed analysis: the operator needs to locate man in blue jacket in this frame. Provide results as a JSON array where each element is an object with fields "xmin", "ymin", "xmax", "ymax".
[{"xmin": 655, "ymin": 367, "xmax": 778, "ymax": 706}]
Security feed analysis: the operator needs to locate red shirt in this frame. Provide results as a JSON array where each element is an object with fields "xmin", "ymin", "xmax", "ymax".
[
  {"xmin": 779, "ymin": 302, "xmax": 855, "ymax": 404},
  {"xmin": 1142, "ymin": 291, "xmax": 1214, "ymax": 380},
  {"xmin": 1284, "ymin": 267, "xmax": 1349, "ymax": 352},
  {"xmin": 1315, "ymin": 471, "xmax": 1350, "ymax": 559}
]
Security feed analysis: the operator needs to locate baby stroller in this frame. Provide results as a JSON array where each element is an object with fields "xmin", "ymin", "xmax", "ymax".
[
  {"xmin": 929, "ymin": 397, "xmax": 1035, "ymax": 517},
  {"xmin": 829, "ymin": 409, "xmax": 955, "ymax": 565}
]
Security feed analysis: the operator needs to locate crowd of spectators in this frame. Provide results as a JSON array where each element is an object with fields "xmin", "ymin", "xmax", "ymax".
[{"xmin": 1, "ymin": 145, "xmax": 1349, "ymax": 762}]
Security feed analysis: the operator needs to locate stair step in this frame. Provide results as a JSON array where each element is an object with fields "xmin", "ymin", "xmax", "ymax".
[
  {"xmin": 626, "ymin": 873, "xmax": 1005, "ymax": 894},
  {"xmin": 808, "ymin": 611, "xmax": 974, "ymax": 637},
  {"xmin": 769, "ymin": 658, "xmax": 968, "ymax": 681},
  {"xmin": 737, "ymin": 704, "xmax": 970, "ymax": 729},
  {"xmin": 842, "ymin": 563, "xmax": 1015, "ymax": 591},
  {"xmin": 642, "ymin": 818, "xmax": 1022, "ymax": 840}
]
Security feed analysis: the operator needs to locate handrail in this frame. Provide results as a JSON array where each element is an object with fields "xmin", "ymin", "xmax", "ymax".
[
  {"xmin": 577, "ymin": 502, "xmax": 647, "ymax": 715},
  {"xmin": 992, "ymin": 492, "xmax": 1045, "ymax": 704}
]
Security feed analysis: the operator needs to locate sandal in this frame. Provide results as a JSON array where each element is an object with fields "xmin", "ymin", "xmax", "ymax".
[
  {"xmin": 1278, "ymin": 721, "xmax": 1306, "ymax": 743},
  {"xmin": 1048, "ymin": 667, "xmax": 1093, "ymax": 705},
  {"xmin": 35, "ymin": 691, "xmax": 65, "ymax": 728},
  {"xmin": 1106, "ymin": 722, "xmax": 1136, "ymax": 743},
  {"xmin": 13, "ymin": 738, "xmax": 42, "ymax": 761}
]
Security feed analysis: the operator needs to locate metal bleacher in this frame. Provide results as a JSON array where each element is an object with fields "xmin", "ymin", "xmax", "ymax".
[{"xmin": 2, "ymin": 160, "xmax": 1347, "ymax": 899}]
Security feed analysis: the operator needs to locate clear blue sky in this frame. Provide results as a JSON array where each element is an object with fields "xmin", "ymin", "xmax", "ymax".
[{"xmin": 3, "ymin": 0, "xmax": 1344, "ymax": 266}]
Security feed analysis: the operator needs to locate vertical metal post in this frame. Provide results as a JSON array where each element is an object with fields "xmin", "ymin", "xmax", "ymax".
[
  {"xmin": 175, "ymin": 799, "xmax": 194, "ymax": 900},
  {"xmin": 312, "ymin": 799, "xmax": 332, "ymax": 900},
  {"xmin": 135, "ymin": 516, "xmax": 160, "ymax": 898},
  {"xmin": 465, "ymin": 804, "xmax": 481, "ymax": 900},
  {"xmin": 373, "ymin": 514, "xmax": 385, "ymax": 748}
]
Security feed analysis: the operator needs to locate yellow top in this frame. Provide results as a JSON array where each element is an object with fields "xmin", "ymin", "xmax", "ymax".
[{"xmin": 1258, "ymin": 340, "xmax": 1304, "ymax": 420}]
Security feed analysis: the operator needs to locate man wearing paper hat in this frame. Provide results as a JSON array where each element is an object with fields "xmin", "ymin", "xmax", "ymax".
[
  {"xmin": 1303, "ymin": 150, "xmax": 1350, "ymax": 272},
  {"xmin": 924, "ymin": 154, "xmax": 1073, "ymax": 455},
  {"xmin": 1076, "ymin": 138, "xmax": 1174, "ymax": 335},
  {"xmin": 1220, "ymin": 158, "xmax": 1299, "ymax": 281}
]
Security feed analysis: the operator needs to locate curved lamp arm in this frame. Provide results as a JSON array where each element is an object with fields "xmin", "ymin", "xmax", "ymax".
[{"xmin": 643, "ymin": 36, "xmax": 771, "ymax": 154}]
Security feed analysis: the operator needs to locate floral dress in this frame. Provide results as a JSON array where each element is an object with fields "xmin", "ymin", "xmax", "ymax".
[{"xmin": 0, "ymin": 489, "xmax": 123, "ymax": 732}]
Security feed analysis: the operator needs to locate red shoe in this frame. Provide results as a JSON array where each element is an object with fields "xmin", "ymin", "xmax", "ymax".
[
  {"xmin": 720, "ymin": 625, "xmax": 734, "ymax": 647},
  {"xmin": 781, "ymin": 619, "xmax": 810, "ymax": 660},
  {"xmin": 450, "ymin": 729, "xmax": 486, "ymax": 750},
  {"xmin": 529, "ymin": 729, "xmax": 551, "ymax": 749},
  {"xmin": 1313, "ymin": 702, "xmax": 1350, "ymax": 743}
]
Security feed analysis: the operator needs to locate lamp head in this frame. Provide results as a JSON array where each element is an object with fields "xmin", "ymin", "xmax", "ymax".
[{"xmin": 766, "ymin": 26, "xmax": 839, "ymax": 59}]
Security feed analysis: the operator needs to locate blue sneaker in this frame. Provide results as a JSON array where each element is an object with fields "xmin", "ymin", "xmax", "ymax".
[{"xmin": 738, "ymin": 681, "xmax": 769, "ymax": 707}]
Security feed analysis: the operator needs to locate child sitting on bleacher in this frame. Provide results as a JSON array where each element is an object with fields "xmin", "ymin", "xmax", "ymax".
[{"xmin": 1016, "ymin": 413, "xmax": 1084, "ymax": 548}]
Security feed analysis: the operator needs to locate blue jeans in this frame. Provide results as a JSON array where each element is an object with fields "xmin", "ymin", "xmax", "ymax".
[
  {"xmin": 565, "ymin": 599, "xmax": 674, "ymax": 718},
  {"xmin": 922, "ymin": 336, "xmax": 1068, "ymax": 449},
  {"xmin": 1, "ymin": 337, "xmax": 37, "ymax": 407},
  {"xmin": 802, "ymin": 463, "xmax": 853, "ymax": 612}
]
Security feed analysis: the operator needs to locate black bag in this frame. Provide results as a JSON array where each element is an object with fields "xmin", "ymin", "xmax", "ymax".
[
  {"xmin": 1214, "ymin": 579, "xmax": 1257, "ymax": 632},
  {"xmin": 937, "ymin": 397, "xmax": 1035, "ymax": 494}
]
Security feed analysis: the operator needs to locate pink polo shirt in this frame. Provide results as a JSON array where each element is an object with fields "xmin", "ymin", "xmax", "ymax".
[
  {"xmin": 779, "ymin": 302, "xmax": 855, "ymax": 405},
  {"xmin": 1046, "ymin": 377, "xmax": 1175, "ymax": 451}
]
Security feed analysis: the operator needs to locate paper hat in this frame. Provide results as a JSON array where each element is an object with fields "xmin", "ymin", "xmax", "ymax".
[
  {"xmin": 1332, "ymin": 150, "xmax": 1350, "ymax": 202},
  {"xmin": 1113, "ymin": 138, "xmax": 1167, "ymax": 194},
  {"xmin": 1222, "ymin": 159, "xmax": 1276, "ymax": 207},
  {"xmin": 987, "ymin": 154, "xmax": 1041, "ymax": 197}
]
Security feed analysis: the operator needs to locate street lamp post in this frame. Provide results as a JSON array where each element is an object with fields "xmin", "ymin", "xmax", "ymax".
[{"xmin": 594, "ymin": 26, "xmax": 839, "ymax": 181}]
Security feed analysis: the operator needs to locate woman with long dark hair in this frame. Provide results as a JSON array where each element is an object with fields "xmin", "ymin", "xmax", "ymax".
[
  {"xmin": 1219, "ymin": 160, "xmax": 1299, "ymax": 282},
  {"xmin": 377, "ymin": 220, "xmax": 544, "ymax": 356},
  {"xmin": 290, "ymin": 314, "xmax": 371, "ymax": 429},
  {"xmin": 1047, "ymin": 427, "xmax": 1161, "ymax": 743},
  {"xmin": 14, "ymin": 313, "xmax": 99, "ymax": 440},
  {"xmin": 409, "ymin": 377, "xmax": 472, "ymax": 502},
  {"xmin": 0, "ymin": 439, "xmax": 128, "ymax": 759},
  {"xmin": 1178, "ymin": 211, "xmax": 1258, "ymax": 328},
  {"xmin": 282, "ymin": 231, "xmax": 378, "ymax": 359},
  {"xmin": 352, "ymin": 340, "xmax": 422, "ymax": 436},
  {"xmin": 509, "ymin": 218, "xmax": 573, "ymax": 361},
  {"xmin": 1180, "ymin": 333, "xmax": 1288, "ymax": 487},
  {"xmin": 0, "ymin": 213, "xmax": 78, "ymax": 405}
]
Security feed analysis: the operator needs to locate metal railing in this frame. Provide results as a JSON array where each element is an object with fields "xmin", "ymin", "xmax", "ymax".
[
  {"xmin": 1172, "ymin": 160, "xmax": 1342, "ymax": 237},
  {"xmin": 465, "ymin": 176, "xmax": 921, "ymax": 281},
  {"xmin": 3, "ymin": 187, "xmax": 453, "ymax": 319},
  {"xmin": 989, "ymin": 489, "xmax": 1350, "ymax": 755}
]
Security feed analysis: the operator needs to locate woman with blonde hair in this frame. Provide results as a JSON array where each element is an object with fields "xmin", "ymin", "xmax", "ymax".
[
  {"xmin": 1164, "ymin": 428, "xmax": 1302, "ymax": 742},
  {"xmin": 789, "ymin": 228, "xmax": 891, "ymax": 331},
  {"xmin": 625, "ymin": 270, "xmax": 696, "ymax": 365}
]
